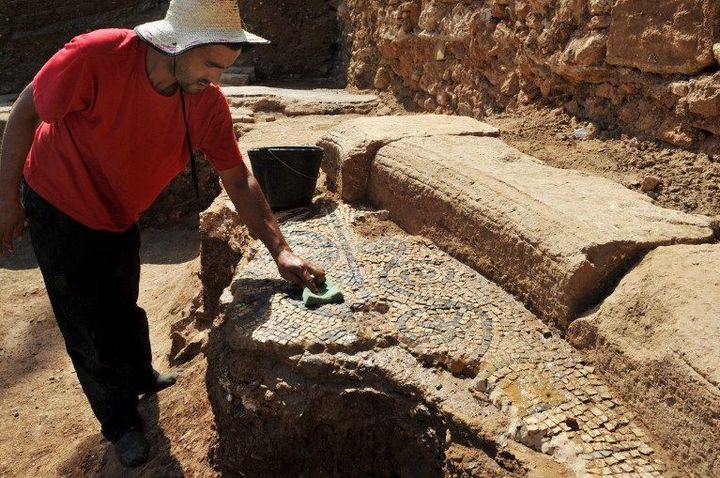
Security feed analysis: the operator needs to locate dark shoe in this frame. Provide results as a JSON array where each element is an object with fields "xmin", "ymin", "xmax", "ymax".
[
  {"xmin": 114, "ymin": 431, "xmax": 149, "ymax": 468},
  {"xmin": 138, "ymin": 369, "xmax": 178, "ymax": 395}
]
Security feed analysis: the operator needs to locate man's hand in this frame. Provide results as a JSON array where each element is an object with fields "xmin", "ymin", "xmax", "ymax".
[
  {"xmin": 0, "ymin": 195, "xmax": 26, "ymax": 255},
  {"xmin": 218, "ymin": 165, "xmax": 327, "ymax": 293},
  {"xmin": 275, "ymin": 248, "xmax": 326, "ymax": 293}
]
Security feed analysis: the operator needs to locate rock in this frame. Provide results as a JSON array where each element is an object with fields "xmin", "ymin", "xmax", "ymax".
[
  {"xmin": 225, "ymin": 65, "xmax": 256, "ymax": 83},
  {"xmin": 687, "ymin": 84, "xmax": 720, "ymax": 118},
  {"xmin": 562, "ymin": 32, "xmax": 607, "ymax": 66},
  {"xmin": 588, "ymin": 0, "xmax": 612, "ymax": 16},
  {"xmin": 231, "ymin": 107, "xmax": 256, "ymax": 124},
  {"xmin": 588, "ymin": 15, "xmax": 611, "ymax": 30},
  {"xmin": 318, "ymin": 115, "xmax": 500, "ymax": 202},
  {"xmin": 198, "ymin": 191, "xmax": 252, "ymax": 317},
  {"xmin": 220, "ymin": 73, "xmax": 251, "ymax": 87},
  {"xmin": 373, "ymin": 67, "xmax": 392, "ymax": 90},
  {"xmin": 606, "ymin": 0, "xmax": 720, "ymax": 74},
  {"xmin": 655, "ymin": 121, "xmax": 695, "ymax": 148},
  {"xmin": 172, "ymin": 330, "xmax": 209, "ymax": 365},
  {"xmin": 714, "ymin": 43, "xmax": 720, "ymax": 64},
  {"xmin": 223, "ymin": 86, "xmax": 379, "ymax": 117},
  {"xmin": 0, "ymin": 108, "xmax": 9, "ymax": 139},
  {"xmin": 139, "ymin": 152, "xmax": 220, "ymax": 228},
  {"xmin": 567, "ymin": 244, "xmax": 720, "ymax": 477},
  {"xmin": 640, "ymin": 176, "xmax": 661, "ymax": 192},
  {"xmin": 366, "ymin": 135, "xmax": 714, "ymax": 328}
]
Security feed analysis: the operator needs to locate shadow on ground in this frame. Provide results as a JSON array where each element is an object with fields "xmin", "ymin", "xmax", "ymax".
[{"xmin": 58, "ymin": 394, "xmax": 183, "ymax": 477}]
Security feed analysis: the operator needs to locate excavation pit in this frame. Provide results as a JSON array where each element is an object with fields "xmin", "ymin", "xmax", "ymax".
[{"xmin": 204, "ymin": 202, "xmax": 667, "ymax": 477}]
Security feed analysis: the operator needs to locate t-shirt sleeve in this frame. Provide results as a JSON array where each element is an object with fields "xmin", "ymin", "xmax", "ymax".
[
  {"xmin": 33, "ymin": 35, "xmax": 96, "ymax": 124},
  {"xmin": 197, "ymin": 91, "xmax": 244, "ymax": 171}
]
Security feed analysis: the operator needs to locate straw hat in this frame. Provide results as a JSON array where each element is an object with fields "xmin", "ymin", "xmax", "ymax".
[{"xmin": 135, "ymin": 0, "xmax": 270, "ymax": 55}]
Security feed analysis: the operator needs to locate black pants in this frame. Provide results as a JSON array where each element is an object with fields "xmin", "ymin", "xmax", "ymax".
[{"xmin": 23, "ymin": 184, "xmax": 155, "ymax": 443}]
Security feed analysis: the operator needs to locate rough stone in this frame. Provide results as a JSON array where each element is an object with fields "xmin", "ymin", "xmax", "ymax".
[
  {"xmin": 318, "ymin": 115, "xmax": 500, "ymax": 202},
  {"xmin": 562, "ymin": 33, "xmax": 607, "ymax": 66},
  {"xmin": 640, "ymin": 176, "xmax": 662, "ymax": 192},
  {"xmin": 340, "ymin": 1, "xmax": 720, "ymax": 150},
  {"xmin": 606, "ymin": 0, "xmax": 720, "ymax": 74},
  {"xmin": 365, "ymin": 135, "xmax": 714, "ymax": 328},
  {"xmin": 198, "ymin": 191, "xmax": 252, "ymax": 317},
  {"xmin": 220, "ymin": 73, "xmax": 251, "ymax": 87},
  {"xmin": 222, "ymin": 86, "xmax": 379, "ymax": 117},
  {"xmin": 568, "ymin": 244, "xmax": 720, "ymax": 478},
  {"xmin": 230, "ymin": 107, "xmax": 256, "ymax": 124}
]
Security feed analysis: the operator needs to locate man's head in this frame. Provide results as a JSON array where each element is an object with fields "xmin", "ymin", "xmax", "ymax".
[{"xmin": 172, "ymin": 44, "xmax": 241, "ymax": 94}]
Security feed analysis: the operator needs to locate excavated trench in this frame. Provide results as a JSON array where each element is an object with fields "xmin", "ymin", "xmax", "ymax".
[
  {"xmin": 195, "ymin": 200, "xmax": 669, "ymax": 477},
  {"xmin": 205, "ymin": 347, "xmax": 507, "ymax": 477}
]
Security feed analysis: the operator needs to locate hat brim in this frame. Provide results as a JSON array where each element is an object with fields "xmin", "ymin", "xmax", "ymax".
[{"xmin": 135, "ymin": 20, "xmax": 270, "ymax": 55}]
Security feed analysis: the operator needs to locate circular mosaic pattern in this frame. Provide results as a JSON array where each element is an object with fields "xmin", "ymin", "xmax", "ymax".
[{"xmin": 397, "ymin": 306, "xmax": 493, "ymax": 359}]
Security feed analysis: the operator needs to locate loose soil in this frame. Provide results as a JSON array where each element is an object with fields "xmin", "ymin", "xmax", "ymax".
[
  {"xmin": 1, "ymin": 100, "xmax": 716, "ymax": 476},
  {"xmin": 486, "ymin": 104, "xmax": 720, "ymax": 218}
]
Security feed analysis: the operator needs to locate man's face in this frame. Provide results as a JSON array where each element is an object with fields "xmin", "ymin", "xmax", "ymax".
[{"xmin": 174, "ymin": 44, "xmax": 241, "ymax": 94}]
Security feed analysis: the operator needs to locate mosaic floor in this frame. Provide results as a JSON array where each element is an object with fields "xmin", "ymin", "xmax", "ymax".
[{"xmin": 221, "ymin": 203, "xmax": 666, "ymax": 477}]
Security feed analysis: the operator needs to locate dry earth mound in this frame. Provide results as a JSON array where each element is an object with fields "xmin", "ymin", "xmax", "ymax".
[{"xmin": 568, "ymin": 244, "xmax": 720, "ymax": 478}]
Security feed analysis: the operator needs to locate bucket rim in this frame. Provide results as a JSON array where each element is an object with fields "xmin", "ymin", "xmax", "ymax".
[{"xmin": 247, "ymin": 146, "xmax": 324, "ymax": 153}]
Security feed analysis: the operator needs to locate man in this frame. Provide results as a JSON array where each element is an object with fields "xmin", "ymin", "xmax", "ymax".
[{"xmin": 0, "ymin": 0, "xmax": 325, "ymax": 468}]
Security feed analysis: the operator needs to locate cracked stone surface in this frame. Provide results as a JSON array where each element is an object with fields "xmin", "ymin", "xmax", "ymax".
[{"xmin": 206, "ymin": 202, "xmax": 668, "ymax": 477}]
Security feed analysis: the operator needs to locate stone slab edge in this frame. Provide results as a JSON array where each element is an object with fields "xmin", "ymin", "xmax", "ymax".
[
  {"xmin": 221, "ymin": 86, "xmax": 379, "ymax": 116},
  {"xmin": 364, "ymin": 136, "xmax": 714, "ymax": 330},
  {"xmin": 317, "ymin": 115, "xmax": 501, "ymax": 202}
]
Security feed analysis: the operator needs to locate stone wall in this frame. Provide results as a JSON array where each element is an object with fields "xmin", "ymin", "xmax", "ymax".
[
  {"xmin": 340, "ymin": 0, "xmax": 720, "ymax": 151},
  {"xmin": 0, "ymin": 0, "xmax": 169, "ymax": 95}
]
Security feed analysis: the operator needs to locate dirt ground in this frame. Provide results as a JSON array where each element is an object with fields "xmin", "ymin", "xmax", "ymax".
[
  {"xmin": 0, "ymin": 216, "xmax": 220, "ymax": 477},
  {"xmin": 486, "ymin": 104, "xmax": 720, "ymax": 218},
  {"xmin": 1, "ymin": 100, "xmax": 717, "ymax": 476}
]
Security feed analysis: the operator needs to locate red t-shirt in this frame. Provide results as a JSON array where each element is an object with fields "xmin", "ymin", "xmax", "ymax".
[{"xmin": 24, "ymin": 29, "xmax": 243, "ymax": 231}]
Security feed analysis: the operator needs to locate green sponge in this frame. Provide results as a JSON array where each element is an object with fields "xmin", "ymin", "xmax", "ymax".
[{"xmin": 302, "ymin": 277, "xmax": 344, "ymax": 307}]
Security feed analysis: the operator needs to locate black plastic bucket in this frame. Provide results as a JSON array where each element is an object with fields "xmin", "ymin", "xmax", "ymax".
[{"xmin": 247, "ymin": 146, "xmax": 324, "ymax": 210}]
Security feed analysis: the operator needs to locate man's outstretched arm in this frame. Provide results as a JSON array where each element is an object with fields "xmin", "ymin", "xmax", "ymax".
[
  {"xmin": 218, "ymin": 162, "xmax": 326, "ymax": 292},
  {"xmin": 0, "ymin": 83, "xmax": 39, "ymax": 255}
]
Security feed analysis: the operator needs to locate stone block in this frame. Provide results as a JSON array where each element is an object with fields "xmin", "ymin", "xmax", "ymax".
[
  {"xmin": 317, "ymin": 115, "xmax": 500, "ymax": 202},
  {"xmin": 220, "ymin": 73, "xmax": 251, "ymax": 87},
  {"xmin": 366, "ymin": 135, "xmax": 714, "ymax": 328},
  {"xmin": 223, "ymin": 86, "xmax": 379, "ymax": 116},
  {"xmin": 606, "ymin": 0, "xmax": 720, "ymax": 74},
  {"xmin": 568, "ymin": 244, "xmax": 720, "ymax": 477}
]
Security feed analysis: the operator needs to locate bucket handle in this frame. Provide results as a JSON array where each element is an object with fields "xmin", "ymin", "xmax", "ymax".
[{"xmin": 266, "ymin": 149, "xmax": 320, "ymax": 181}]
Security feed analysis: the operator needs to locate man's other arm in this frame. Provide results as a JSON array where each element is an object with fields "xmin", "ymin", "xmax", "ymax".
[
  {"xmin": 0, "ymin": 83, "xmax": 39, "ymax": 255},
  {"xmin": 218, "ymin": 162, "xmax": 325, "ymax": 292}
]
